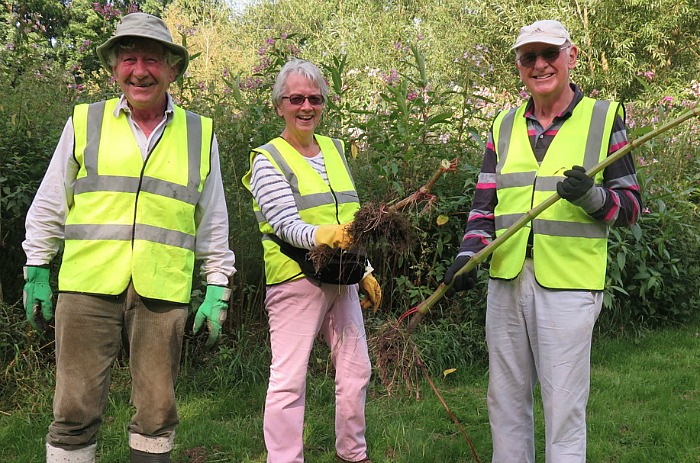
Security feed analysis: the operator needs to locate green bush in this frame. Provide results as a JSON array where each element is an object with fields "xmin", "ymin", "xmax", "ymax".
[
  {"xmin": 4, "ymin": 0, "xmax": 700, "ymax": 394},
  {"xmin": 602, "ymin": 101, "xmax": 700, "ymax": 332},
  {"xmin": 0, "ymin": 66, "xmax": 74, "ymax": 304}
]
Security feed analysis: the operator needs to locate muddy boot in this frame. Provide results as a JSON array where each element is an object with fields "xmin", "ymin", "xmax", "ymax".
[{"xmin": 130, "ymin": 448, "xmax": 171, "ymax": 463}]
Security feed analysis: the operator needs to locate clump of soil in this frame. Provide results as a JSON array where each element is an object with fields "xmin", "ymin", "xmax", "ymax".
[
  {"xmin": 349, "ymin": 202, "xmax": 413, "ymax": 254},
  {"xmin": 305, "ymin": 200, "xmax": 422, "ymax": 396},
  {"xmin": 367, "ymin": 319, "xmax": 421, "ymax": 398},
  {"xmin": 309, "ymin": 201, "xmax": 414, "ymax": 272},
  {"xmin": 308, "ymin": 245, "xmax": 337, "ymax": 273}
]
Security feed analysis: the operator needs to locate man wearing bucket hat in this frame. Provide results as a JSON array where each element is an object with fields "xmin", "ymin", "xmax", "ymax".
[
  {"xmin": 22, "ymin": 12, "xmax": 235, "ymax": 463},
  {"xmin": 443, "ymin": 20, "xmax": 641, "ymax": 462}
]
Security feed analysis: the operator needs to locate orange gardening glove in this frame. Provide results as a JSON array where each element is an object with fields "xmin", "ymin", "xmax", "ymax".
[
  {"xmin": 315, "ymin": 223, "xmax": 353, "ymax": 249},
  {"xmin": 359, "ymin": 273, "xmax": 382, "ymax": 312}
]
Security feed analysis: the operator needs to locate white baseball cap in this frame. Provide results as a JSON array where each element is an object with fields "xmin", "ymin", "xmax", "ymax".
[{"xmin": 511, "ymin": 20, "xmax": 571, "ymax": 50}]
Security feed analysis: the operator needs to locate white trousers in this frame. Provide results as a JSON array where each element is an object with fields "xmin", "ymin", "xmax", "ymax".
[
  {"xmin": 263, "ymin": 277, "xmax": 372, "ymax": 463},
  {"xmin": 486, "ymin": 259, "xmax": 602, "ymax": 463}
]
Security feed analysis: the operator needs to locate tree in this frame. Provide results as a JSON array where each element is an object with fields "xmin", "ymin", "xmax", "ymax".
[{"xmin": 164, "ymin": 0, "xmax": 243, "ymax": 92}]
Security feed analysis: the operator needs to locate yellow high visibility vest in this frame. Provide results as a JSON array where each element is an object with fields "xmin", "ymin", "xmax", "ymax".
[
  {"xmin": 242, "ymin": 136, "xmax": 360, "ymax": 284},
  {"xmin": 59, "ymin": 98, "xmax": 213, "ymax": 302},
  {"xmin": 490, "ymin": 97, "xmax": 620, "ymax": 290}
]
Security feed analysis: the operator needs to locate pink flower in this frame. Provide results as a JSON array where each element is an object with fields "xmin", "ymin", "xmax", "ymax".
[{"xmin": 383, "ymin": 69, "xmax": 399, "ymax": 85}]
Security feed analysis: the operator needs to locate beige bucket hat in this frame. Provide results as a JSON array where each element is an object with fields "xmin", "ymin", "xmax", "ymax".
[{"xmin": 96, "ymin": 12, "xmax": 189, "ymax": 80}]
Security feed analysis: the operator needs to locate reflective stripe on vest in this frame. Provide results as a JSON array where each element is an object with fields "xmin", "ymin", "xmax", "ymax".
[
  {"xmin": 59, "ymin": 98, "xmax": 213, "ymax": 302},
  {"xmin": 490, "ymin": 97, "xmax": 619, "ymax": 290},
  {"xmin": 242, "ymin": 135, "xmax": 360, "ymax": 285}
]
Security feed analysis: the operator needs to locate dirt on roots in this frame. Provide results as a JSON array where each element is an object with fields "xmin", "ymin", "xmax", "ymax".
[
  {"xmin": 367, "ymin": 319, "xmax": 422, "ymax": 398},
  {"xmin": 350, "ymin": 202, "xmax": 413, "ymax": 253},
  {"xmin": 307, "ymin": 202, "xmax": 422, "ymax": 396},
  {"xmin": 309, "ymin": 202, "xmax": 414, "ymax": 272}
]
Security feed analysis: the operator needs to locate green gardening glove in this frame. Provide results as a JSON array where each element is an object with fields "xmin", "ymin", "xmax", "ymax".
[
  {"xmin": 193, "ymin": 285, "xmax": 230, "ymax": 348},
  {"xmin": 23, "ymin": 266, "xmax": 54, "ymax": 331}
]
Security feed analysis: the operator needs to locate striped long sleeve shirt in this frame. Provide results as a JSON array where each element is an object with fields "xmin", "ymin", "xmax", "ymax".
[
  {"xmin": 248, "ymin": 150, "xmax": 327, "ymax": 250},
  {"xmin": 457, "ymin": 84, "xmax": 642, "ymax": 257}
]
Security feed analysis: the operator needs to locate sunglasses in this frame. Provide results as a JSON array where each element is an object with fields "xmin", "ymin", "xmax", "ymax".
[
  {"xmin": 517, "ymin": 46, "xmax": 569, "ymax": 68},
  {"xmin": 281, "ymin": 94, "xmax": 325, "ymax": 106}
]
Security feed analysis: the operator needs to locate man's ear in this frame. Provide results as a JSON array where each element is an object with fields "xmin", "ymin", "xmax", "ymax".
[{"xmin": 567, "ymin": 45, "xmax": 579, "ymax": 69}]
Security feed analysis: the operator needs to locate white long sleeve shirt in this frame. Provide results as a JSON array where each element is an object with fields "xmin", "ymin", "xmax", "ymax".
[{"xmin": 23, "ymin": 94, "xmax": 236, "ymax": 286}]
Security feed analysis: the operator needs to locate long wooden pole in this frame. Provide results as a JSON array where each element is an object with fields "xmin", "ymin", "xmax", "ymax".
[{"xmin": 407, "ymin": 106, "xmax": 700, "ymax": 332}]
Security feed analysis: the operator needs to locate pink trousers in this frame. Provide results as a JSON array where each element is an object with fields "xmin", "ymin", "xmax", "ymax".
[{"xmin": 263, "ymin": 277, "xmax": 372, "ymax": 463}]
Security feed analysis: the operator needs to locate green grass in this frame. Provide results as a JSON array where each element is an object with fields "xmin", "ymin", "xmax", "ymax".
[{"xmin": 1, "ymin": 322, "xmax": 699, "ymax": 462}]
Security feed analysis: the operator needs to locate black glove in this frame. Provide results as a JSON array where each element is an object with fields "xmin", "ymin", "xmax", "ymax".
[
  {"xmin": 556, "ymin": 165, "xmax": 593, "ymax": 202},
  {"xmin": 443, "ymin": 255, "xmax": 478, "ymax": 297}
]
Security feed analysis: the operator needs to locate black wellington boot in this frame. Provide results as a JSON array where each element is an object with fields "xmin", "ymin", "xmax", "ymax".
[{"xmin": 130, "ymin": 448, "xmax": 171, "ymax": 463}]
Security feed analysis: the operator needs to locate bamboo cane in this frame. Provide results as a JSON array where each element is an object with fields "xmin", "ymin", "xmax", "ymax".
[{"xmin": 406, "ymin": 106, "xmax": 700, "ymax": 333}]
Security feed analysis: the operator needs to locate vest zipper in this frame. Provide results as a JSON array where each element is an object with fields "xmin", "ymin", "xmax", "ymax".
[
  {"xmin": 329, "ymin": 185, "xmax": 341, "ymax": 224},
  {"xmin": 131, "ymin": 133, "xmax": 164, "ymax": 245}
]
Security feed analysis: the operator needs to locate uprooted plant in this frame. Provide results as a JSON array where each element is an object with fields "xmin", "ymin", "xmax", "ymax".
[{"xmin": 308, "ymin": 158, "xmax": 458, "ymax": 272}]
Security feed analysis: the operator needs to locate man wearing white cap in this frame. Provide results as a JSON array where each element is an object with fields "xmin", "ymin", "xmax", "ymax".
[
  {"xmin": 443, "ymin": 20, "xmax": 641, "ymax": 462},
  {"xmin": 22, "ymin": 12, "xmax": 236, "ymax": 463}
]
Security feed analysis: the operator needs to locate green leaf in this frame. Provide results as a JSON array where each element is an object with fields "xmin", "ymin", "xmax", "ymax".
[
  {"xmin": 631, "ymin": 223, "xmax": 642, "ymax": 241},
  {"xmin": 468, "ymin": 128, "xmax": 485, "ymax": 151},
  {"xmin": 425, "ymin": 112, "xmax": 452, "ymax": 127},
  {"xmin": 617, "ymin": 251, "xmax": 626, "ymax": 269},
  {"xmin": 610, "ymin": 285, "xmax": 629, "ymax": 296}
]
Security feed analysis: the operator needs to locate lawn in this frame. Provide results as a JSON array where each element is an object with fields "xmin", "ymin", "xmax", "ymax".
[{"xmin": 1, "ymin": 321, "xmax": 698, "ymax": 462}]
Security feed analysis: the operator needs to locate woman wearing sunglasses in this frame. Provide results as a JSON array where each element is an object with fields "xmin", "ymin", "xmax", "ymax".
[
  {"xmin": 242, "ymin": 59, "xmax": 378, "ymax": 463},
  {"xmin": 442, "ymin": 20, "xmax": 641, "ymax": 463}
]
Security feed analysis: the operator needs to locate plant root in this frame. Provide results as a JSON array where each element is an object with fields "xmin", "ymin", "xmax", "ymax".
[
  {"xmin": 349, "ymin": 202, "xmax": 414, "ymax": 254},
  {"xmin": 308, "ymin": 201, "xmax": 414, "ymax": 272},
  {"xmin": 308, "ymin": 159, "xmax": 459, "ymax": 273},
  {"xmin": 307, "ymin": 245, "xmax": 337, "ymax": 273},
  {"xmin": 367, "ymin": 318, "xmax": 422, "ymax": 398}
]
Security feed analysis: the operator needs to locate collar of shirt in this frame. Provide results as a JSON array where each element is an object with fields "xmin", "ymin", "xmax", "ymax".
[
  {"xmin": 113, "ymin": 94, "xmax": 175, "ymax": 158},
  {"xmin": 521, "ymin": 84, "xmax": 586, "ymax": 162},
  {"xmin": 523, "ymin": 83, "xmax": 584, "ymax": 123},
  {"xmin": 113, "ymin": 93, "xmax": 175, "ymax": 121}
]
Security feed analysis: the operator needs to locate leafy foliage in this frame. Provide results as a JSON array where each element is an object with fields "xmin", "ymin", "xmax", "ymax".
[
  {"xmin": 602, "ymin": 106, "xmax": 700, "ymax": 331},
  {"xmin": 2, "ymin": 0, "xmax": 700, "ymax": 380}
]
